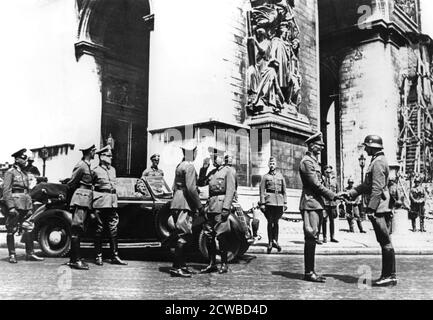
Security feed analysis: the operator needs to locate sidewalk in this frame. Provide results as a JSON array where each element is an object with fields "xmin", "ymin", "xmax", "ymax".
[
  {"xmin": 247, "ymin": 210, "xmax": 433, "ymax": 255},
  {"xmin": 2, "ymin": 211, "xmax": 433, "ymax": 255}
]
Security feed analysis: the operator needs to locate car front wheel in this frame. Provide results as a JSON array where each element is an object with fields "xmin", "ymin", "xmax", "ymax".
[{"xmin": 38, "ymin": 218, "xmax": 71, "ymax": 257}]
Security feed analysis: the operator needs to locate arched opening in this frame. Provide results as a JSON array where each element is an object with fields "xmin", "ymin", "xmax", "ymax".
[{"xmin": 77, "ymin": 0, "xmax": 152, "ymax": 177}]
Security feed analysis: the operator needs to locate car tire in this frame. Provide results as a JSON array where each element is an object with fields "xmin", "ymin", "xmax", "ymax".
[
  {"xmin": 198, "ymin": 229, "xmax": 240, "ymax": 263},
  {"xmin": 38, "ymin": 218, "xmax": 71, "ymax": 257},
  {"xmin": 155, "ymin": 202, "xmax": 175, "ymax": 241}
]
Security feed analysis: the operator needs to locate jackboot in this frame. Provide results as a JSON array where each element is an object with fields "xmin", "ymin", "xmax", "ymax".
[
  {"xmin": 267, "ymin": 221, "xmax": 273, "ymax": 252},
  {"xmin": 357, "ymin": 220, "xmax": 366, "ymax": 233},
  {"xmin": 420, "ymin": 218, "xmax": 426, "ymax": 232},
  {"xmin": 304, "ymin": 239, "xmax": 316, "ymax": 274},
  {"xmin": 94, "ymin": 235, "xmax": 103, "ymax": 265},
  {"xmin": 322, "ymin": 219, "xmax": 328, "ymax": 242},
  {"xmin": 7, "ymin": 235, "xmax": 17, "ymax": 264},
  {"xmin": 110, "ymin": 238, "xmax": 127, "ymax": 265},
  {"xmin": 25, "ymin": 233, "xmax": 44, "ymax": 261},
  {"xmin": 347, "ymin": 218, "xmax": 354, "ymax": 233},
  {"xmin": 411, "ymin": 219, "xmax": 417, "ymax": 232},
  {"xmin": 272, "ymin": 222, "xmax": 281, "ymax": 252},
  {"xmin": 68, "ymin": 236, "xmax": 89, "ymax": 270},
  {"xmin": 200, "ymin": 239, "xmax": 218, "ymax": 273},
  {"xmin": 219, "ymin": 246, "xmax": 229, "ymax": 274}
]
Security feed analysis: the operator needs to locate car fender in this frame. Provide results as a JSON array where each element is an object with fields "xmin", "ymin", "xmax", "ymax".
[{"xmin": 31, "ymin": 205, "xmax": 72, "ymax": 227}]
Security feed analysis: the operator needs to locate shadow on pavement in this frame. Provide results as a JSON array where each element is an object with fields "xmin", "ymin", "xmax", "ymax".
[
  {"xmin": 323, "ymin": 274, "xmax": 359, "ymax": 284},
  {"xmin": 271, "ymin": 271, "xmax": 304, "ymax": 281}
]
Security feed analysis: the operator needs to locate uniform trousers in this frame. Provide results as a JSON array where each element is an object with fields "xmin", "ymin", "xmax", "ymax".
[
  {"xmin": 301, "ymin": 210, "xmax": 322, "ymax": 274},
  {"xmin": 369, "ymin": 212, "xmax": 396, "ymax": 278}
]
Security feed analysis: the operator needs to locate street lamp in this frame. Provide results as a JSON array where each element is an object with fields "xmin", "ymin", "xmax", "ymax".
[
  {"xmin": 358, "ymin": 154, "xmax": 366, "ymax": 219},
  {"xmin": 358, "ymin": 154, "xmax": 366, "ymax": 184},
  {"xmin": 40, "ymin": 146, "xmax": 49, "ymax": 177}
]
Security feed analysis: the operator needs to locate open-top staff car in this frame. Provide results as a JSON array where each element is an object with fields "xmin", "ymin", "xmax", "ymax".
[{"xmin": 27, "ymin": 176, "xmax": 253, "ymax": 261}]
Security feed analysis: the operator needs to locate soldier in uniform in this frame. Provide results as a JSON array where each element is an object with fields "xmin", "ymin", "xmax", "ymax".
[
  {"xmin": 342, "ymin": 135, "xmax": 397, "ymax": 286},
  {"xmin": 322, "ymin": 166, "xmax": 339, "ymax": 243},
  {"xmin": 299, "ymin": 133, "xmax": 339, "ymax": 283},
  {"xmin": 92, "ymin": 146, "xmax": 127, "ymax": 266},
  {"xmin": 141, "ymin": 154, "xmax": 164, "ymax": 177},
  {"xmin": 259, "ymin": 156, "xmax": 287, "ymax": 253},
  {"xmin": 2, "ymin": 149, "xmax": 44, "ymax": 263},
  {"xmin": 169, "ymin": 142, "xmax": 203, "ymax": 277},
  {"xmin": 344, "ymin": 178, "xmax": 366, "ymax": 234},
  {"xmin": 199, "ymin": 148, "xmax": 236, "ymax": 274},
  {"xmin": 409, "ymin": 176, "xmax": 426, "ymax": 232},
  {"xmin": 24, "ymin": 156, "xmax": 41, "ymax": 177},
  {"xmin": 66, "ymin": 144, "xmax": 96, "ymax": 270}
]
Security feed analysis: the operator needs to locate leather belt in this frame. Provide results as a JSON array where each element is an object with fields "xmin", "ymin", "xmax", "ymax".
[
  {"xmin": 78, "ymin": 185, "xmax": 92, "ymax": 190},
  {"xmin": 12, "ymin": 189, "xmax": 27, "ymax": 194},
  {"xmin": 95, "ymin": 189, "xmax": 116, "ymax": 194},
  {"xmin": 209, "ymin": 192, "xmax": 225, "ymax": 197},
  {"xmin": 266, "ymin": 189, "xmax": 282, "ymax": 194}
]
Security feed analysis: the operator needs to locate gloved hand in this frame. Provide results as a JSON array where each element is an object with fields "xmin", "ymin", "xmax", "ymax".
[
  {"xmin": 221, "ymin": 209, "xmax": 230, "ymax": 222},
  {"xmin": 8, "ymin": 208, "xmax": 19, "ymax": 218},
  {"xmin": 260, "ymin": 205, "xmax": 266, "ymax": 214}
]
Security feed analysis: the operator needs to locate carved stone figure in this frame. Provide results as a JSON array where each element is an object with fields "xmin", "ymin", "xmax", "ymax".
[
  {"xmin": 249, "ymin": 59, "xmax": 285, "ymax": 113},
  {"xmin": 247, "ymin": 0, "xmax": 302, "ymax": 115}
]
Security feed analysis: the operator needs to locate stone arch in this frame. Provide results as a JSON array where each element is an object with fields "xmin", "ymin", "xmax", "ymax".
[{"xmin": 75, "ymin": 0, "xmax": 153, "ymax": 177}]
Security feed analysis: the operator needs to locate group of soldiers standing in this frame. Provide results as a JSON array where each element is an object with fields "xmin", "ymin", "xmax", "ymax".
[{"xmin": 3, "ymin": 129, "xmax": 428, "ymax": 288}]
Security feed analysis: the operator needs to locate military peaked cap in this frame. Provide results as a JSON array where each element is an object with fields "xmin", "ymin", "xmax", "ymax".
[
  {"xmin": 11, "ymin": 148, "xmax": 27, "ymax": 159},
  {"xmin": 305, "ymin": 132, "xmax": 325, "ymax": 146}
]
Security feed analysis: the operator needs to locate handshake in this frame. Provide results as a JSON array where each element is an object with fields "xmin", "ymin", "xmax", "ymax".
[{"xmin": 334, "ymin": 192, "xmax": 351, "ymax": 201}]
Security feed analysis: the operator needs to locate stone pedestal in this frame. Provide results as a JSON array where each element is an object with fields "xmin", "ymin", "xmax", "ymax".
[{"xmin": 247, "ymin": 111, "xmax": 314, "ymax": 189}]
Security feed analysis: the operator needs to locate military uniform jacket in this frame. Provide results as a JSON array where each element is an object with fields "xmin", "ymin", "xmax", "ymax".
[
  {"xmin": 344, "ymin": 186, "xmax": 361, "ymax": 206},
  {"xmin": 410, "ymin": 185, "xmax": 425, "ymax": 212},
  {"xmin": 323, "ymin": 176, "xmax": 338, "ymax": 207},
  {"xmin": 259, "ymin": 171, "xmax": 287, "ymax": 207},
  {"xmin": 170, "ymin": 161, "xmax": 202, "ymax": 212},
  {"xmin": 1, "ymin": 165, "xmax": 32, "ymax": 211},
  {"xmin": 141, "ymin": 167, "xmax": 164, "ymax": 177},
  {"xmin": 92, "ymin": 165, "xmax": 118, "ymax": 209},
  {"xmin": 206, "ymin": 166, "xmax": 236, "ymax": 213},
  {"xmin": 299, "ymin": 152, "xmax": 336, "ymax": 211},
  {"xmin": 67, "ymin": 160, "xmax": 93, "ymax": 208},
  {"xmin": 348, "ymin": 152, "xmax": 391, "ymax": 213}
]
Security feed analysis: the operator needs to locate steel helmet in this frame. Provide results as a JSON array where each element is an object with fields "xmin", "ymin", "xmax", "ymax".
[{"xmin": 363, "ymin": 135, "xmax": 383, "ymax": 149}]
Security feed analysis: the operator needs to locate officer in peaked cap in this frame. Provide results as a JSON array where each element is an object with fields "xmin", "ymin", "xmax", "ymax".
[
  {"xmin": 199, "ymin": 146, "xmax": 236, "ymax": 275},
  {"xmin": 168, "ymin": 140, "xmax": 203, "ymax": 277},
  {"xmin": 65, "ymin": 143, "xmax": 97, "ymax": 270},
  {"xmin": 24, "ymin": 155, "xmax": 41, "ymax": 177},
  {"xmin": 141, "ymin": 153, "xmax": 164, "ymax": 178},
  {"xmin": 2, "ymin": 148, "xmax": 44, "ymax": 263},
  {"xmin": 91, "ymin": 146, "xmax": 127, "ymax": 266},
  {"xmin": 342, "ymin": 134, "xmax": 397, "ymax": 286},
  {"xmin": 298, "ymin": 132, "xmax": 339, "ymax": 282}
]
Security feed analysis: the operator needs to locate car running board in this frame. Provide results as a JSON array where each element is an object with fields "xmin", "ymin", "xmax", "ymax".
[{"xmin": 80, "ymin": 242, "xmax": 162, "ymax": 249}]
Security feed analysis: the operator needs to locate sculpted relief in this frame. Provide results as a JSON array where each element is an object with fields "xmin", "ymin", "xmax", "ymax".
[{"xmin": 246, "ymin": 0, "xmax": 301, "ymax": 115}]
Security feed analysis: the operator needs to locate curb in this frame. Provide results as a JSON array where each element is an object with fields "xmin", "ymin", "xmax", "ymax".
[{"xmin": 247, "ymin": 246, "xmax": 433, "ymax": 255}]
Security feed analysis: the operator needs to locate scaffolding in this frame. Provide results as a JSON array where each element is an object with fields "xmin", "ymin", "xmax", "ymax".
[{"xmin": 398, "ymin": 42, "xmax": 433, "ymax": 181}]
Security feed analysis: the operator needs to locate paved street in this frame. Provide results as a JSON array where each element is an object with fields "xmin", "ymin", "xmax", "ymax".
[{"xmin": 0, "ymin": 249, "xmax": 432, "ymax": 300}]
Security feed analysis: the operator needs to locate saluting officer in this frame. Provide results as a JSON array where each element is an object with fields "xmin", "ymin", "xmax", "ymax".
[
  {"xmin": 343, "ymin": 135, "xmax": 397, "ymax": 286},
  {"xmin": 409, "ymin": 176, "xmax": 426, "ymax": 232},
  {"xmin": 66, "ymin": 144, "xmax": 96, "ymax": 270},
  {"xmin": 169, "ymin": 142, "xmax": 203, "ymax": 278},
  {"xmin": 299, "ymin": 133, "xmax": 339, "ymax": 283},
  {"xmin": 259, "ymin": 156, "xmax": 287, "ymax": 254},
  {"xmin": 199, "ymin": 148, "xmax": 236, "ymax": 275},
  {"xmin": 2, "ymin": 149, "xmax": 44, "ymax": 263},
  {"xmin": 92, "ymin": 146, "xmax": 127, "ymax": 266},
  {"xmin": 142, "ymin": 154, "xmax": 164, "ymax": 177}
]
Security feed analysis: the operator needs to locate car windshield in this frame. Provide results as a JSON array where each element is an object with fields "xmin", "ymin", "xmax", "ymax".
[{"xmin": 144, "ymin": 176, "xmax": 172, "ymax": 198}]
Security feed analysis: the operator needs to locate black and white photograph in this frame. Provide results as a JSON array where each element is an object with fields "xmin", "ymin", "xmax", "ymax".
[{"xmin": 1, "ymin": 0, "xmax": 433, "ymax": 305}]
